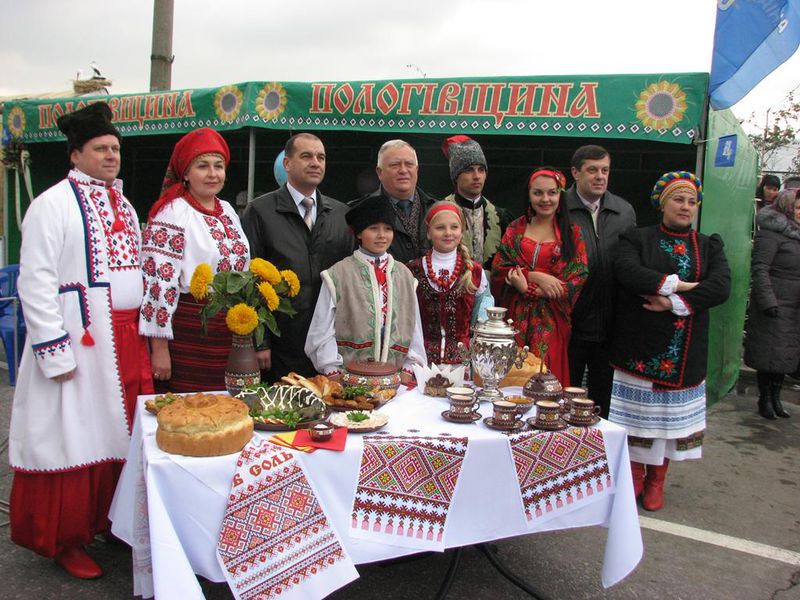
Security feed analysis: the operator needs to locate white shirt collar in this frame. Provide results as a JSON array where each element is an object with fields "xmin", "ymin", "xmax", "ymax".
[
  {"xmin": 287, "ymin": 182, "xmax": 317, "ymax": 208},
  {"xmin": 357, "ymin": 247, "xmax": 389, "ymax": 262},
  {"xmin": 69, "ymin": 168, "xmax": 123, "ymax": 192},
  {"xmin": 431, "ymin": 249, "xmax": 457, "ymax": 264},
  {"xmin": 576, "ymin": 189, "xmax": 601, "ymax": 212}
]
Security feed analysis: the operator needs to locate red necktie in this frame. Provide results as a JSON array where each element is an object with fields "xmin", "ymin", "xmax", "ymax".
[
  {"xmin": 107, "ymin": 185, "xmax": 125, "ymax": 232},
  {"xmin": 373, "ymin": 258, "xmax": 386, "ymax": 285}
]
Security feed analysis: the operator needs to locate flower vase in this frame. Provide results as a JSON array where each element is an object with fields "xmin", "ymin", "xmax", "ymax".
[{"xmin": 225, "ymin": 334, "xmax": 260, "ymax": 396}]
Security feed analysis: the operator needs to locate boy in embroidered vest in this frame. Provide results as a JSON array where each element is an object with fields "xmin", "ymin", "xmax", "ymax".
[
  {"xmin": 407, "ymin": 202, "xmax": 494, "ymax": 365},
  {"xmin": 8, "ymin": 102, "xmax": 153, "ymax": 579},
  {"xmin": 305, "ymin": 196, "xmax": 427, "ymax": 381}
]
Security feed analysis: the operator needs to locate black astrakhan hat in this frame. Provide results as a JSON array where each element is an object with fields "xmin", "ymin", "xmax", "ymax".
[
  {"xmin": 346, "ymin": 196, "xmax": 396, "ymax": 235},
  {"xmin": 57, "ymin": 102, "xmax": 121, "ymax": 152}
]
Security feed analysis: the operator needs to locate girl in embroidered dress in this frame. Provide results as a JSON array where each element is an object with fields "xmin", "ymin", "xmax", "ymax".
[
  {"xmin": 305, "ymin": 196, "xmax": 427, "ymax": 381},
  {"xmin": 407, "ymin": 202, "xmax": 494, "ymax": 365},
  {"xmin": 491, "ymin": 168, "xmax": 588, "ymax": 386},
  {"xmin": 140, "ymin": 128, "xmax": 250, "ymax": 392},
  {"xmin": 608, "ymin": 171, "xmax": 730, "ymax": 512}
]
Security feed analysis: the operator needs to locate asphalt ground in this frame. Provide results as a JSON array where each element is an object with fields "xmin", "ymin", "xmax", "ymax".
[{"xmin": 0, "ymin": 365, "xmax": 798, "ymax": 600}]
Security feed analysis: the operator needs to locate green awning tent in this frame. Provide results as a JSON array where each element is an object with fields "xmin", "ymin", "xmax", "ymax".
[{"xmin": 1, "ymin": 73, "xmax": 757, "ymax": 403}]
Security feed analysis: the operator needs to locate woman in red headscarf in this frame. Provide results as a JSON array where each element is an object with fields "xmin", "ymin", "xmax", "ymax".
[
  {"xmin": 139, "ymin": 128, "xmax": 249, "ymax": 392},
  {"xmin": 491, "ymin": 167, "xmax": 588, "ymax": 385}
]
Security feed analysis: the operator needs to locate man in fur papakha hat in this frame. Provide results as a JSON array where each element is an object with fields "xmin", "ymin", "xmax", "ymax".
[
  {"xmin": 7, "ymin": 102, "xmax": 153, "ymax": 579},
  {"xmin": 441, "ymin": 135, "xmax": 510, "ymax": 267}
]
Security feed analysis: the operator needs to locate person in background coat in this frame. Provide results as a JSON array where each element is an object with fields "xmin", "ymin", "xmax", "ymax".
[
  {"xmin": 744, "ymin": 188, "xmax": 800, "ymax": 419},
  {"xmin": 243, "ymin": 133, "xmax": 354, "ymax": 381}
]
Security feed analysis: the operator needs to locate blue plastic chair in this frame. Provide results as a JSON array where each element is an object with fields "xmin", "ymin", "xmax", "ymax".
[{"xmin": 0, "ymin": 265, "xmax": 26, "ymax": 386}]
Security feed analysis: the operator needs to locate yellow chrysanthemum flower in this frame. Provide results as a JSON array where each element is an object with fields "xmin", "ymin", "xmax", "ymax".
[
  {"xmin": 258, "ymin": 282, "xmax": 280, "ymax": 311},
  {"xmin": 280, "ymin": 269, "xmax": 300, "ymax": 298},
  {"xmin": 226, "ymin": 303, "xmax": 259, "ymax": 336},
  {"xmin": 189, "ymin": 263, "xmax": 213, "ymax": 301},
  {"xmin": 250, "ymin": 258, "xmax": 281, "ymax": 284}
]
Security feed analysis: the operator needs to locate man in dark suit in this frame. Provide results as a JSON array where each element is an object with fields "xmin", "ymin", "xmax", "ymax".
[
  {"xmin": 566, "ymin": 144, "xmax": 637, "ymax": 417},
  {"xmin": 351, "ymin": 139, "xmax": 436, "ymax": 263},
  {"xmin": 243, "ymin": 133, "xmax": 354, "ymax": 381}
]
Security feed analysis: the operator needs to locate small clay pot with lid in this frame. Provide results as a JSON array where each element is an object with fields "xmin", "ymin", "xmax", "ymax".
[
  {"xmin": 343, "ymin": 359, "xmax": 402, "ymax": 391},
  {"xmin": 523, "ymin": 371, "xmax": 563, "ymax": 404}
]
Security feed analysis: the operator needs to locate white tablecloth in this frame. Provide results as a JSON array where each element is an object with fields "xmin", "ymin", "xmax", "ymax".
[{"xmin": 109, "ymin": 388, "xmax": 643, "ymax": 599}]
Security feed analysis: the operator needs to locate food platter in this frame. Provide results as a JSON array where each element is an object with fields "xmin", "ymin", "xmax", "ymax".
[
  {"xmin": 252, "ymin": 415, "xmax": 330, "ymax": 432},
  {"xmin": 328, "ymin": 411, "xmax": 389, "ymax": 433}
]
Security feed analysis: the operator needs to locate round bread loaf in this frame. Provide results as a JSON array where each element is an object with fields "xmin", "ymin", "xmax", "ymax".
[
  {"xmin": 472, "ymin": 352, "xmax": 546, "ymax": 388},
  {"xmin": 156, "ymin": 393, "xmax": 253, "ymax": 457}
]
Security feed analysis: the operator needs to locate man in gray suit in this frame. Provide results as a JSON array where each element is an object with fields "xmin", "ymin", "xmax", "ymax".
[
  {"xmin": 566, "ymin": 144, "xmax": 636, "ymax": 417},
  {"xmin": 243, "ymin": 133, "xmax": 354, "ymax": 381}
]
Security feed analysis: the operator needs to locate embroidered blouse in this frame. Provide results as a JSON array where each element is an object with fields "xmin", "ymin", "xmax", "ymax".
[{"xmin": 139, "ymin": 196, "xmax": 249, "ymax": 338}]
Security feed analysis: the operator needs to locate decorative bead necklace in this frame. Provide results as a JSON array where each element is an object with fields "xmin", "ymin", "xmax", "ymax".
[{"xmin": 425, "ymin": 250, "xmax": 463, "ymax": 290}]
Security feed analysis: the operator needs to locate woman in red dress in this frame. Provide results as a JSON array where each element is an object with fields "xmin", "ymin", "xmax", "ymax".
[{"xmin": 491, "ymin": 167, "xmax": 588, "ymax": 385}]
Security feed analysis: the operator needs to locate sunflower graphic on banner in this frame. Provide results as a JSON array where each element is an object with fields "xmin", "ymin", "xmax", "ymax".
[
  {"xmin": 214, "ymin": 85, "xmax": 243, "ymax": 123},
  {"xmin": 634, "ymin": 81, "xmax": 688, "ymax": 131},
  {"xmin": 255, "ymin": 82, "xmax": 287, "ymax": 121}
]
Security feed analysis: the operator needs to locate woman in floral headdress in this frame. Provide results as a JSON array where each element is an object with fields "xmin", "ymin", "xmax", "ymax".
[
  {"xmin": 608, "ymin": 171, "xmax": 730, "ymax": 511},
  {"xmin": 491, "ymin": 167, "xmax": 588, "ymax": 385},
  {"xmin": 140, "ymin": 128, "xmax": 250, "ymax": 392}
]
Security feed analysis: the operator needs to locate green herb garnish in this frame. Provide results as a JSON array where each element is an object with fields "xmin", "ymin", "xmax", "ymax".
[
  {"xmin": 251, "ymin": 407, "xmax": 302, "ymax": 428},
  {"xmin": 346, "ymin": 411, "xmax": 370, "ymax": 423},
  {"xmin": 344, "ymin": 385, "xmax": 371, "ymax": 399},
  {"xmin": 154, "ymin": 393, "xmax": 180, "ymax": 409}
]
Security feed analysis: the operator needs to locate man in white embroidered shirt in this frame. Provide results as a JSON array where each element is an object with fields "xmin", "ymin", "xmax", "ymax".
[{"xmin": 8, "ymin": 102, "xmax": 153, "ymax": 579}]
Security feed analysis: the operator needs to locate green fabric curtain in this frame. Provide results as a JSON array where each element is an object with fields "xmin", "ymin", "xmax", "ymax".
[{"xmin": 700, "ymin": 109, "xmax": 757, "ymax": 405}]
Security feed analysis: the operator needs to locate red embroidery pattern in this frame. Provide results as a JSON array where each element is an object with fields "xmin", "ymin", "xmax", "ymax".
[
  {"xmin": 351, "ymin": 435, "xmax": 468, "ymax": 549},
  {"xmin": 76, "ymin": 180, "xmax": 139, "ymax": 270},
  {"xmin": 218, "ymin": 440, "xmax": 353, "ymax": 599},
  {"xmin": 509, "ymin": 427, "xmax": 612, "ymax": 523}
]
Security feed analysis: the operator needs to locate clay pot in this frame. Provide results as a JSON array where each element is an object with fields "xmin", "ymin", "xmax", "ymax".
[
  {"xmin": 343, "ymin": 359, "xmax": 401, "ymax": 390},
  {"xmin": 225, "ymin": 334, "xmax": 260, "ymax": 396}
]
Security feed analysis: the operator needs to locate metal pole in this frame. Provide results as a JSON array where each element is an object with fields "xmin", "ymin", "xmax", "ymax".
[
  {"xmin": 2, "ymin": 166, "xmax": 8, "ymax": 267},
  {"xmin": 149, "ymin": 0, "xmax": 175, "ymax": 91},
  {"xmin": 247, "ymin": 128, "xmax": 256, "ymax": 203}
]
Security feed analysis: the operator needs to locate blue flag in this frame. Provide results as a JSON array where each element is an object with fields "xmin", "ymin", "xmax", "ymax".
[{"xmin": 710, "ymin": 0, "xmax": 800, "ymax": 110}]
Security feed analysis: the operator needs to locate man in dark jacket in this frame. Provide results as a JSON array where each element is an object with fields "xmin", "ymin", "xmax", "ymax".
[
  {"xmin": 566, "ymin": 144, "xmax": 636, "ymax": 417},
  {"xmin": 243, "ymin": 133, "xmax": 354, "ymax": 381},
  {"xmin": 351, "ymin": 139, "xmax": 436, "ymax": 263}
]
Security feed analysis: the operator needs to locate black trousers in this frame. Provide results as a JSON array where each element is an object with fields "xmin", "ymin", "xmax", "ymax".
[{"xmin": 568, "ymin": 338, "xmax": 614, "ymax": 419}]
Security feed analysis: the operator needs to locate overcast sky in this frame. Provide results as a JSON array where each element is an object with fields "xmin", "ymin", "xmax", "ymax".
[{"xmin": 2, "ymin": 0, "xmax": 799, "ymax": 131}]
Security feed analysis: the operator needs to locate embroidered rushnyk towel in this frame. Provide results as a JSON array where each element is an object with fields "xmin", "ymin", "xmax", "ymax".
[
  {"xmin": 351, "ymin": 435, "xmax": 469, "ymax": 551},
  {"xmin": 508, "ymin": 427, "xmax": 613, "ymax": 528},
  {"xmin": 217, "ymin": 439, "xmax": 358, "ymax": 600}
]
